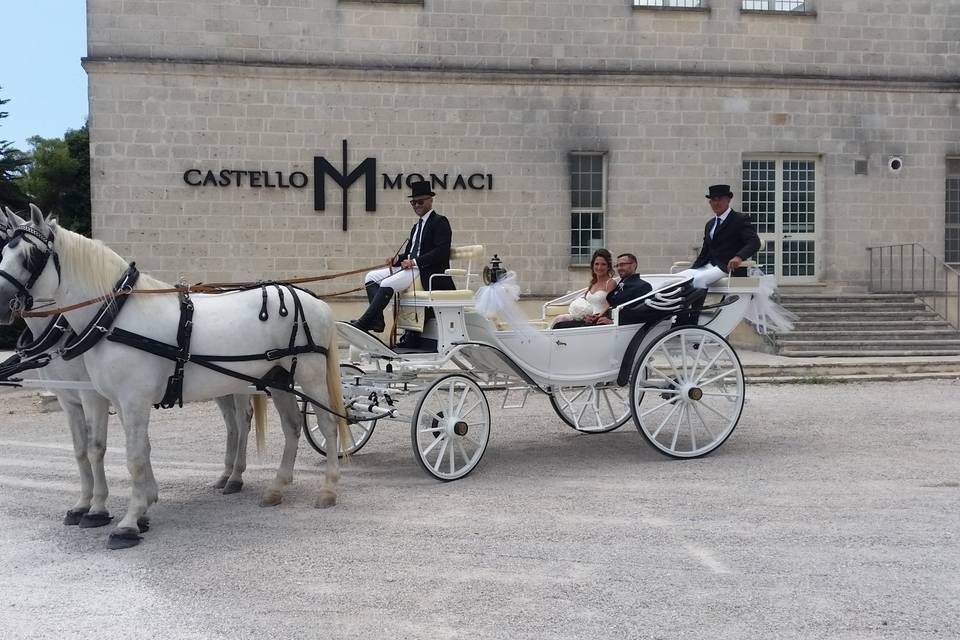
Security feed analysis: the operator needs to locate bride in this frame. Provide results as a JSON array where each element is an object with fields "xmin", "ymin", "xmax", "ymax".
[{"xmin": 551, "ymin": 248, "xmax": 617, "ymax": 327}]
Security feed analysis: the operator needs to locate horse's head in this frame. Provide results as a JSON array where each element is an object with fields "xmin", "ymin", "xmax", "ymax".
[{"xmin": 0, "ymin": 204, "xmax": 61, "ymax": 324}]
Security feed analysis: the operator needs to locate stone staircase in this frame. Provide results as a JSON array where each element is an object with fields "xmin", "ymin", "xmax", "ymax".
[{"xmin": 772, "ymin": 293, "xmax": 960, "ymax": 357}]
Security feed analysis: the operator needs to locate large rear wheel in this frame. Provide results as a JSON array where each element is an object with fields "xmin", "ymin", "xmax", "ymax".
[{"xmin": 629, "ymin": 326, "xmax": 744, "ymax": 458}]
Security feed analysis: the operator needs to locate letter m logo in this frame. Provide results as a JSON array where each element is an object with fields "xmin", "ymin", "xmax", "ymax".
[{"xmin": 314, "ymin": 140, "xmax": 377, "ymax": 231}]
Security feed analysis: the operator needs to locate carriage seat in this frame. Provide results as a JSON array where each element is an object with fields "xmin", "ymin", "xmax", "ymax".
[
  {"xmin": 396, "ymin": 245, "xmax": 484, "ymax": 333},
  {"xmin": 669, "ymin": 260, "xmax": 760, "ymax": 290},
  {"xmin": 397, "ymin": 244, "xmax": 485, "ymax": 303}
]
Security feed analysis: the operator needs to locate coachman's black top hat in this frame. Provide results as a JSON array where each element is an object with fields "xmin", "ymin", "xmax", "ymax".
[
  {"xmin": 706, "ymin": 184, "xmax": 734, "ymax": 199},
  {"xmin": 408, "ymin": 181, "xmax": 436, "ymax": 199}
]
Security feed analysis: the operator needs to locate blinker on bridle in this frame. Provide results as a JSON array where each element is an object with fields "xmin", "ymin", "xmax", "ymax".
[{"xmin": 0, "ymin": 225, "xmax": 61, "ymax": 312}]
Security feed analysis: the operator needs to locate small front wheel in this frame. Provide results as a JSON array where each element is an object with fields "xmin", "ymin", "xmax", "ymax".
[
  {"xmin": 629, "ymin": 326, "xmax": 744, "ymax": 458},
  {"xmin": 411, "ymin": 374, "xmax": 491, "ymax": 481},
  {"xmin": 302, "ymin": 363, "xmax": 377, "ymax": 457}
]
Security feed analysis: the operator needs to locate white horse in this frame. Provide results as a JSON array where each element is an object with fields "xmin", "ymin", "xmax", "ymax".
[
  {"xmin": 0, "ymin": 208, "xmax": 264, "ymax": 528},
  {"xmin": 0, "ymin": 206, "xmax": 346, "ymax": 549}
]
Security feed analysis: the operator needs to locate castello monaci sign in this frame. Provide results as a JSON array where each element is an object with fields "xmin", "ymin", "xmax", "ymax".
[{"xmin": 182, "ymin": 140, "xmax": 494, "ymax": 231}]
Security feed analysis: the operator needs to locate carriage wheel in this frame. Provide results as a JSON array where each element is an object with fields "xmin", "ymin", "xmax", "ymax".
[
  {"xmin": 301, "ymin": 363, "xmax": 377, "ymax": 457},
  {"xmin": 549, "ymin": 383, "xmax": 631, "ymax": 433},
  {"xmin": 411, "ymin": 373, "xmax": 491, "ymax": 481},
  {"xmin": 629, "ymin": 326, "xmax": 744, "ymax": 459}
]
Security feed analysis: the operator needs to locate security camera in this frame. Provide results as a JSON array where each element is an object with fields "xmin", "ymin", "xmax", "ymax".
[{"xmin": 888, "ymin": 156, "xmax": 903, "ymax": 172}]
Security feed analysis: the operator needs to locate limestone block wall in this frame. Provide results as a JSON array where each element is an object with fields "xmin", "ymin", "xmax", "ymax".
[
  {"xmin": 86, "ymin": 0, "xmax": 960, "ymax": 80},
  {"xmin": 86, "ymin": 59, "xmax": 960, "ymax": 292}
]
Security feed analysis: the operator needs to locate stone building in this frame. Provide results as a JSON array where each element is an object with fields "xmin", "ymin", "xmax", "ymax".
[{"xmin": 85, "ymin": 0, "xmax": 960, "ymax": 295}]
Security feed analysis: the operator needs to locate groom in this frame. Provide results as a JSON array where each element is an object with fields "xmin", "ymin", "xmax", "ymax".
[{"xmin": 349, "ymin": 181, "xmax": 454, "ymax": 333}]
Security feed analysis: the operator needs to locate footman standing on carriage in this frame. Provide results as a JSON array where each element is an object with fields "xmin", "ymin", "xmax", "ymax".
[
  {"xmin": 676, "ymin": 184, "xmax": 761, "ymax": 289},
  {"xmin": 350, "ymin": 180, "xmax": 455, "ymax": 333}
]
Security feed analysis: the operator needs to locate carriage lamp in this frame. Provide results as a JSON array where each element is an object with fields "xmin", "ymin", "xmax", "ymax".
[{"xmin": 482, "ymin": 254, "xmax": 506, "ymax": 284}]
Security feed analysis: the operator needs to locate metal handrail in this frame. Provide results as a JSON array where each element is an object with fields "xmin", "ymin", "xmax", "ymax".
[{"xmin": 866, "ymin": 243, "xmax": 960, "ymax": 330}]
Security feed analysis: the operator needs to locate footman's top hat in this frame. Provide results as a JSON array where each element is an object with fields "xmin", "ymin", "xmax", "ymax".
[
  {"xmin": 706, "ymin": 184, "xmax": 734, "ymax": 199},
  {"xmin": 408, "ymin": 181, "xmax": 436, "ymax": 199}
]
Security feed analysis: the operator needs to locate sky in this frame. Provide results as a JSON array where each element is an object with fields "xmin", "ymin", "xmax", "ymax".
[{"xmin": 1, "ymin": 1, "xmax": 88, "ymax": 150}]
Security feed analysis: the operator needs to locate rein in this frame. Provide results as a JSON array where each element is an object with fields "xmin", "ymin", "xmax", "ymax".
[{"xmin": 18, "ymin": 264, "xmax": 381, "ymax": 318}]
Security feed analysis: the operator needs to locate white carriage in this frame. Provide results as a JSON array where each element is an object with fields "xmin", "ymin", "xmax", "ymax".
[{"xmin": 309, "ymin": 246, "xmax": 760, "ymax": 481}]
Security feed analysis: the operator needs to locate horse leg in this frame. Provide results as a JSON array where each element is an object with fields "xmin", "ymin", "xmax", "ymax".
[
  {"xmin": 108, "ymin": 403, "xmax": 154, "ymax": 549},
  {"xmin": 59, "ymin": 394, "xmax": 94, "ymax": 525},
  {"xmin": 297, "ymin": 350, "xmax": 344, "ymax": 509},
  {"xmin": 223, "ymin": 395, "xmax": 252, "ymax": 494},
  {"xmin": 78, "ymin": 393, "xmax": 114, "ymax": 529},
  {"xmin": 212, "ymin": 396, "xmax": 238, "ymax": 490},
  {"xmin": 259, "ymin": 390, "xmax": 299, "ymax": 507}
]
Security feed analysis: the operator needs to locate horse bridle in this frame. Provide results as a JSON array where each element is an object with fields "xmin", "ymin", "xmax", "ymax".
[{"xmin": 0, "ymin": 225, "xmax": 61, "ymax": 312}]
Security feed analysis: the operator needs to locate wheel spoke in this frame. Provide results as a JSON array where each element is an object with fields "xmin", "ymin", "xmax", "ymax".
[
  {"xmin": 670, "ymin": 404, "xmax": 684, "ymax": 450},
  {"xmin": 431, "ymin": 437, "xmax": 450, "ymax": 472},
  {"xmin": 656, "ymin": 344, "xmax": 684, "ymax": 385},
  {"xmin": 693, "ymin": 348, "xmax": 726, "ymax": 385},
  {"xmin": 699, "ymin": 368, "xmax": 739, "ymax": 388},
  {"xmin": 422, "ymin": 432, "xmax": 446, "ymax": 455},
  {"xmin": 455, "ymin": 384, "xmax": 471, "ymax": 415},
  {"xmin": 640, "ymin": 395, "xmax": 679, "ymax": 418},
  {"xmin": 700, "ymin": 391, "xmax": 741, "ymax": 399},
  {"xmin": 697, "ymin": 398, "xmax": 734, "ymax": 422},
  {"xmin": 685, "ymin": 404, "xmax": 697, "ymax": 451},
  {"xmin": 691, "ymin": 403, "xmax": 716, "ymax": 440},
  {"xmin": 650, "ymin": 402, "xmax": 681, "ymax": 439},
  {"xmin": 460, "ymin": 398, "xmax": 484, "ymax": 420},
  {"xmin": 455, "ymin": 436, "xmax": 471, "ymax": 463}
]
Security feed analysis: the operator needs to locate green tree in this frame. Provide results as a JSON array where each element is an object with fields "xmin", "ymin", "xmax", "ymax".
[
  {"xmin": 20, "ymin": 124, "xmax": 91, "ymax": 235},
  {"xmin": 0, "ymin": 88, "xmax": 30, "ymax": 212}
]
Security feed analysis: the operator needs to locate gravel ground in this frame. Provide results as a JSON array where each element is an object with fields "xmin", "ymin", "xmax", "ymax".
[{"xmin": 0, "ymin": 381, "xmax": 958, "ymax": 640}]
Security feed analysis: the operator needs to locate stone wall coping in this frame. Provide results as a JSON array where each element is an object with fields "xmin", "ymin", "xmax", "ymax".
[{"xmin": 82, "ymin": 57, "xmax": 960, "ymax": 94}]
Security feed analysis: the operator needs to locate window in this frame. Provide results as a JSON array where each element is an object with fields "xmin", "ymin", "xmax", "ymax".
[
  {"xmin": 634, "ymin": 0, "xmax": 704, "ymax": 8},
  {"xmin": 570, "ymin": 153, "xmax": 606, "ymax": 265},
  {"xmin": 946, "ymin": 158, "xmax": 960, "ymax": 264},
  {"xmin": 742, "ymin": 1, "xmax": 808, "ymax": 11}
]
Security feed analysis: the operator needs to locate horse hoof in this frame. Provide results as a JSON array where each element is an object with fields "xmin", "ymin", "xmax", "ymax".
[
  {"xmin": 107, "ymin": 528, "xmax": 143, "ymax": 550},
  {"xmin": 222, "ymin": 480, "xmax": 243, "ymax": 495},
  {"xmin": 315, "ymin": 491, "xmax": 337, "ymax": 509},
  {"xmin": 259, "ymin": 492, "xmax": 283, "ymax": 507},
  {"xmin": 79, "ymin": 512, "xmax": 113, "ymax": 528},
  {"xmin": 212, "ymin": 477, "xmax": 228, "ymax": 489},
  {"xmin": 63, "ymin": 508, "xmax": 90, "ymax": 526},
  {"xmin": 137, "ymin": 517, "xmax": 150, "ymax": 533}
]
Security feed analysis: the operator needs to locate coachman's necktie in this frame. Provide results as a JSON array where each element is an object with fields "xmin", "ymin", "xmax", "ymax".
[
  {"xmin": 410, "ymin": 218, "xmax": 424, "ymax": 258},
  {"xmin": 710, "ymin": 216, "xmax": 720, "ymax": 239}
]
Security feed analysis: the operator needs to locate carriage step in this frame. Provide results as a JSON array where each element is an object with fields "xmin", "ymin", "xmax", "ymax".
[
  {"xmin": 791, "ymin": 311, "xmax": 941, "ymax": 321},
  {"xmin": 778, "ymin": 294, "xmax": 917, "ymax": 304}
]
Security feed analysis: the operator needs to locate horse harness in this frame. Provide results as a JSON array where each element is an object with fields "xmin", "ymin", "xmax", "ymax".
[{"xmin": 0, "ymin": 225, "xmax": 346, "ymax": 419}]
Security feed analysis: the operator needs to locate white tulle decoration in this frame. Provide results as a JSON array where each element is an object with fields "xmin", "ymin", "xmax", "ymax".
[
  {"xmin": 473, "ymin": 271, "xmax": 546, "ymax": 341},
  {"xmin": 745, "ymin": 267, "xmax": 798, "ymax": 335}
]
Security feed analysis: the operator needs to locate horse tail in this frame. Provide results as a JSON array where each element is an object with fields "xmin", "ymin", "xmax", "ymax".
[
  {"xmin": 252, "ymin": 394, "xmax": 267, "ymax": 455},
  {"xmin": 325, "ymin": 323, "xmax": 349, "ymax": 458}
]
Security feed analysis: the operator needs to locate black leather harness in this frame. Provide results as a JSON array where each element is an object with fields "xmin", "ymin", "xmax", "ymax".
[{"xmin": 1, "ymin": 226, "xmax": 344, "ymax": 418}]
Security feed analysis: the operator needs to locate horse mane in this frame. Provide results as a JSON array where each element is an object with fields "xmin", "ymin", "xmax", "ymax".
[{"xmin": 53, "ymin": 225, "xmax": 170, "ymax": 295}]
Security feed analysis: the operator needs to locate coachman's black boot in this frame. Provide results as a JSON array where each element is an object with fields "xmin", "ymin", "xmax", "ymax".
[{"xmin": 350, "ymin": 286, "xmax": 393, "ymax": 333}]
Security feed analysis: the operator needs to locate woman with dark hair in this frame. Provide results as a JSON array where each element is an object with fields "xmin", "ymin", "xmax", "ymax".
[{"xmin": 551, "ymin": 248, "xmax": 616, "ymax": 327}]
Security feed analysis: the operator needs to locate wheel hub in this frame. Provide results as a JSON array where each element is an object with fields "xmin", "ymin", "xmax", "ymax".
[
  {"xmin": 687, "ymin": 386, "xmax": 703, "ymax": 401},
  {"xmin": 453, "ymin": 420, "xmax": 469, "ymax": 436}
]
